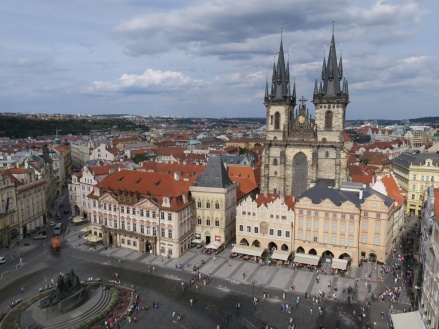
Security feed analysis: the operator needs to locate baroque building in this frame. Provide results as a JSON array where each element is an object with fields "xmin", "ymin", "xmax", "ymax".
[{"xmin": 261, "ymin": 31, "xmax": 349, "ymax": 197}]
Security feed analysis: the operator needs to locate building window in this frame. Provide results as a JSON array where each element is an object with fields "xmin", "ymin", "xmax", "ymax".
[
  {"xmin": 362, "ymin": 234, "xmax": 367, "ymax": 243},
  {"xmin": 133, "ymin": 223, "xmax": 137, "ymax": 232},
  {"xmin": 349, "ymin": 214, "xmax": 354, "ymax": 220},
  {"xmin": 376, "ymin": 213, "xmax": 381, "ymax": 219},
  {"xmin": 363, "ymin": 222, "xmax": 368, "ymax": 230},
  {"xmin": 314, "ymin": 211, "xmax": 319, "ymax": 216},
  {"xmin": 168, "ymin": 213, "xmax": 172, "ymax": 221},
  {"xmin": 339, "ymin": 237, "xmax": 345, "ymax": 246},
  {"xmin": 331, "ymin": 223, "xmax": 337, "ymax": 232},
  {"xmin": 215, "ymin": 219, "xmax": 220, "ymax": 227},
  {"xmin": 332, "ymin": 213, "xmax": 337, "ymax": 219},
  {"xmin": 299, "ymin": 210, "xmax": 303, "ymax": 215},
  {"xmin": 298, "ymin": 232, "xmax": 303, "ymax": 240},
  {"xmin": 133, "ymin": 241, "xmax": 137, "ymax": 247},
  {"xmin": 147, "ymin": 227, "xmax": 151, "ymax": 235},
  {"xmin": 314, "ymin": 221, "xmax": 319, "ymax": 229},
  {"xmin": 152, "ymin": 211, "xmax": 156, "ymax": 218},
  {"xmin": 197, "ymin": 200, "xmax": 202, "ymax": 208},
  {"xmin": 277, "ymin": 230, "xmax": 282, "ymax": 237},
  {"xmin": 374, "ymin": 236, "xmax": 380, "ymax": 245},
  {"xmin": 168, "ymin": 230, "xmax": 172, "ymax": 239},
  {"xmin": 146, "ymin": 210, "xmax": 150, "ymax": 218},
  {"xmin": 363, "ymin": 212, "xmax": 368, "ymax": 217},
  {"xmin": 206, "ymin": 218, "xmax": 211, "ymax": 226},
  {"xmin": 331, "ymin": 236, "xmax": 336, "ymax": 244},
  {"xmin": 254, "ymin": 227, "xmax": 259, "ymax": 234},
  {"xmin": 161, "ymin": 228, "xmax": 165, "ymax": 237},
  {"xmin": 285, "ymin": 231, "xmax": 290, "ymax": 238},
  {"xmin": 340, "ymin": 224, "xmax": 345, "ymax": 233},
  {"xmin": 140, "ymin": 209, "xmax": 144, "ymax": 216},
  {"xmin": 127, "ymin": 223, "xmax": 131, "ymax": 231},
  {"xmin": 348, "ymin": 239, "xmax": 354, "ymax": 247},
  {"xmin": 206, "ymin": 201, "xmax": 211, "ymax": 209},
  {"xmin": 197, "ymin": 217, "xmax": 202, "ymax": 225},
  {"xmin": 215, "ymin": 201, "xmax": 220, "ymax": 209},
  {"xmin": 324, "ymin": 222, "xmax": 329, "ymax": 230},
  {"xmin": 307, "ymin": 210, "xmax": 311, "ymax": 216},
  {"xmin": 313, "ymin": 236, "xmax": 318, "ymax": 242},
  {"xmin": 375, "ymin": 223, "xmax": 380, "ymax": 232},
  {"xmin": 412, "ymin": 185, "xmax": 416, "ymax": 192},
  {"xmin": 273, "ymin": 158, "xmax": 278, "ymax": 166},
  {"xmin": 413, "ymin": 175, "xmax": 417, "ymax": 180},
  {"xmin": 349, "ymin": 225, "xmax": 354, "ymax": 234},
  {"xmin": 306, "ymin": 220, "xmax": 311, "ymax": 228},
  {"xmin": 246, "ymin": 225, "xmax": 251, "ymax": 233},
  {"xmin": 306, "ymin": 233, "xmax": 311, "ymax": 241},
  {"xmin": 274, "ymin": 112, "xmax": 280, "ymax": 129},
  {"xmin": 121, "ymin": 238, "xmax": 125, "ymax": 244},
  {"xmin": 121, "ymin": 206, "xmax": 125, "ymax": 213},
  {"xmin": 325, "ymin": 212, "xmax": 329, "ymax": 218},
  {"xmin": 298, "ymin": 219, "xmax": 304, "ymax": 228},
  {"xmin": 239, "ymin": 225, "xmax": 243, "ymax": 232},
  {"xmin": 323, "ymin": 235, "xmax": 329, "ymax": 243},
  {"xmin": 141, "ymin": 225, "xmax": 144, "ymax": 234},
  {"xmin": 269, "ymin": 228, "xmax": 274, "ymax": 236},
  {"xmin": 127, "ymin": 240, "xmax": 131, "ymax": 246},
  {"xmin": 121, "ymin": 221, "xmax": 125, "ymax": 230},
  {"xmin": 325, "ymin": 110, "xmax": 333, "ymax": 128},
  {"xmin": 160, "ymin": 212, "xmax": 165, "ymax": 220}
]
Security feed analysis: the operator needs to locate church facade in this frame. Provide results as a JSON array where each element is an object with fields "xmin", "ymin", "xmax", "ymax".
[{"xmin": 260, "ymin": 33, "xmax": 350, "ymax": 197}]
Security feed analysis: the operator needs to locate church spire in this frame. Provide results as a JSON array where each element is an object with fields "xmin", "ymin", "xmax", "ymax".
[
  {"xmin": 265, "ymin": 31, "xmax": 293, "ymax": 105},
  {"xmin": 315, "ymin": 21, "xmax": 348, "ymax": 98}
]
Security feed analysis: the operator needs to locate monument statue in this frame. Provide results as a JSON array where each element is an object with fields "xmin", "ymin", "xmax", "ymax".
[{"xmin": 40, "ymin": 269, "xmax": 83, "ymax": 309}]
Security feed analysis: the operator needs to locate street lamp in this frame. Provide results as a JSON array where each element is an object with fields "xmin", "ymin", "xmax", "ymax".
[{"xmin": 251, "ymin": 279, "xmax": 258, "ymax": 300}]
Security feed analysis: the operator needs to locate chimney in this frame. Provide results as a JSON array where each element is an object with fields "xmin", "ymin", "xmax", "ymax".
[
  {"xmin": 359, "ymin": 189, "xmax": 363, "ymax": 200},
  {"xmin": 174, "ymin": 171, "xmax": 181, "ymax": 181}
]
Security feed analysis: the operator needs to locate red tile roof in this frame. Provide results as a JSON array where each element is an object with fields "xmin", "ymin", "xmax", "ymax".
[
  {"xmin": 254, "ymin": 193, "xmax": 295, "ymax": 211},
  {"xmin": 93, "ymin": 170, "xmax": 193, "ymax": 211},
  {"xmin": 380, "ymin": 173, "xmax": 405, "ymax": 209}
]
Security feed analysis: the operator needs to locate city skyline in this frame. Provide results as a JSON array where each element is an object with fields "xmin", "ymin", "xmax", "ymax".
[{"xmin": 1, "ymin": 0, "xmax": 438, "ymax": 119}]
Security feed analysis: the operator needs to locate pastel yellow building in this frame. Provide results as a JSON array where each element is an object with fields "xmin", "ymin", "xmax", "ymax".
[
  {"xmin": 391, "ymin": 153, "xmax": 439, "ymax": 215},
  {"xmin": 294, "ymin": 182, "xmax": 395, "ymax": 266}
]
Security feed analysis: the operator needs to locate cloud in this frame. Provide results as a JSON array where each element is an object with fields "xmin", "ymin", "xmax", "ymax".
[{"xmin": 89, "ymin": 68, "xmax": 206, "ymax": 94}]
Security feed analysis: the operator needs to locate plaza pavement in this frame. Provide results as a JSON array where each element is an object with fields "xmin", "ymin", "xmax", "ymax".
[{"xmin": 65, "ymin": 223, "xmax": 413, "ymax": 310}]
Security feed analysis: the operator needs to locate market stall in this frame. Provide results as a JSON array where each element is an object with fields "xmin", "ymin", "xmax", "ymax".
[
  {"xmin": 293, "ymin": 253, "xmax": 320, "ymax": 267},
  {"xmin": 231, "ymin": 245, "xmax": 266, "ymax": 261},
  {"xmin": 271, "ymin": 250, "xmax": 292, "ymax": 265}
]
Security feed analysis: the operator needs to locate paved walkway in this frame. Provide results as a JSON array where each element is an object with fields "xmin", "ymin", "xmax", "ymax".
[{"xmin": 63, "ymin": 223, "xmax": 403, "ymax": 308}]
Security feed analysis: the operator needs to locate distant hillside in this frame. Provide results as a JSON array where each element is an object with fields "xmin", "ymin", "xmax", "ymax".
[
  {"xmin": 409, "ymin": 117, "xmax": 439, "ymax": 123},
  {"xmin": 0, "ymin": 116, "xmax": 137, "ymax": 139}
]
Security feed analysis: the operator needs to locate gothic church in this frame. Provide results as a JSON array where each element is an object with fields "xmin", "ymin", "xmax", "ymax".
[{"xmin": 260, "ymin": 31, "xmax": 350, "ymax": 197}]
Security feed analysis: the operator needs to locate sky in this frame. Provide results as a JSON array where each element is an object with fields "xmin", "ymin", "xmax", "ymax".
[{"xmin": 0, "ymin": 0, "xmax": 438, "ymax": 120}]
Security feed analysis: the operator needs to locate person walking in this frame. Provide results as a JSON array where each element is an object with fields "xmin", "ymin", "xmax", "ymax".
[
  {"xmin": 296, "ymin": 296, "xmax": 300, "ymax": 307},
  {"xmin": 190, "ymin": 298, "xmax": 193, "ymax": 306}
]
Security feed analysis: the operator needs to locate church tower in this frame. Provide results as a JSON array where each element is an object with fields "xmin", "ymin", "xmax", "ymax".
[
  {"xmin": 312, "ymin": 27, "xmax": 349, "ymax": 185},
  {"xmin": 260, "ymin": 25, "xmax": 349, "ymax": 197}
]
